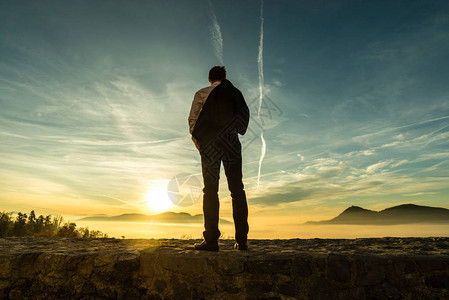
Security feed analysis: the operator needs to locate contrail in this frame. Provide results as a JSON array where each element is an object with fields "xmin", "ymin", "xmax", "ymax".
[
  {"xmin": 257, "ymin": 132, "xmax": 266, "ymax": 189},
  {"xmin": 353, "ymin": 115, "xmax": 449, "ymax": 140},
  {"xmin": 428, "ymin": 123, "xmax": 449, "ymax": 136},
  {"xmin": 257, "ymin": 0, "xmax": 264, "ymax": 119},
  {"xmin": 96, "ymin": 195, "xmax": 145, "ymax": 209},
  {"xmin": 207, "ymin": 0, "xmax": 224, "ymax": 65},
  {"xmin": 256, "ymin": 0, "xmax": 265, "ymax": 189}
]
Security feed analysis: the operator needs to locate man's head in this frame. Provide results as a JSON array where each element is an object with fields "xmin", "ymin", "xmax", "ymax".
[{"xmin": 208, "ymin": 65, "xmax": 226, "ymax": 83}]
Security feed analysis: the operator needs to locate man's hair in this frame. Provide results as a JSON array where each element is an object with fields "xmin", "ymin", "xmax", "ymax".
[{"xmin": 208, "ymin": 65, "xmax": 227, "ymax": 82}]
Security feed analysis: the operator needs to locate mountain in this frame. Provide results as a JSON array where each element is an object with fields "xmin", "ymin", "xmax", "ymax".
[
  {"xmin": 78, "ymin": 211, "xmax": 232, "ymax": 224},
  {"xmin": 305, "ymin": 204, "xmax": 449, "ymax": 225}
]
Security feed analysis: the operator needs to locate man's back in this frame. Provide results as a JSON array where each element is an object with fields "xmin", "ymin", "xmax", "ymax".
[
  {"xmin": 192, "ymin": 79, "xmax": 249, "ymax": 151},
  {"xmin": 189, "ymin": 66, "xmax": 250, "ymax": 251}
]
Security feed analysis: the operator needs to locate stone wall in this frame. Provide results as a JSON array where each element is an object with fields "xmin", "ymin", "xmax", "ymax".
[{"xmin": 0, "ymin": 237, "xmax": 448, "ymax": 299}]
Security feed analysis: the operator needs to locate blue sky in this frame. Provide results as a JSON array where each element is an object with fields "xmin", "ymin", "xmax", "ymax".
[{"xmin": 1, "ymin": 0, "xmax": 448, "ymax": 223}]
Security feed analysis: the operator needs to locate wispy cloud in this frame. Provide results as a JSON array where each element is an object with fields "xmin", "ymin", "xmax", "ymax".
[
  {"xmin": 250, "ymin": 162, "xmax": 448, "ymax": 207},
  {"xmin": 404, "ymin": 192, "xmax": 438, "ymax": 197},
  {"xmin": 366, "ymin": 160, "xmax": 392, "ymax": 174},
  {"xmin": 207, "ymin": 0, "xmax": 224, "ymax": 65},
  {"xmin": 353, "ymin": 115, "xmax": 449, "ymax": 142}
]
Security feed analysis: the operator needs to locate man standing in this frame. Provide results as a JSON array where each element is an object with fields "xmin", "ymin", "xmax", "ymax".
[{"xmin": 188, "ymin": 66, "xmax": 250, "ymax": 251}]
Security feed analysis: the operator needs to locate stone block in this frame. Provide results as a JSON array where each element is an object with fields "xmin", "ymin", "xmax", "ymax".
[
  {"xmin": 1, "ymin": 237, "xmax": 449, "ymax": 299},
  {"xmin": 291, "ymin": 254, "xmax": 313, "ymax": 277},
  {"xmin": 327, "ymin": 253, "xmax": 351, "ymax": 286},
  {"xmin": 415, "ymin": 258, "xmax": 444, "ymax": 272},
  {"xmin": 352, "ymin": 256, "xmax": 386, "ymax": 287},
  {"xmin": 425, "ymin": 273, "xmax": 449, "ymax": 289},
  {"xmin": 246, "ymin": 254, "xmax": 292, "ymax": 274},
  {"xmin": 0, "ymin": 256, "xmax": 11, "ymax": 279},
  {"xmin": 366, "ymin": 282, "xmax": 401, "ymax": 300},
  {"xmin": 213, "ymin": 254, "xmax": 245, "ymax": 275}
]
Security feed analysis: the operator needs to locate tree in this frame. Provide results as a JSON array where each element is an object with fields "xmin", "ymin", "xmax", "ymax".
[
  {"xmin": 12, "ymin": 212, "xmax": 27, "ymax": 236},
  {"xmin": 43, "ymin": 215, "xmax": 53, "ymax": 236},
  {"xmin": 35, "ymin": 215, "xmax": 44, "ymax": 235},
  {"xmin": 0, "ymin": 210, "xmax": 108, "ymax": 238},
  {"xmin": 27, "ymin": 210, "xmax": 37, "ymax": 235},
  {"xmin": 0, "ymin": 212, "xmax": 12, "ymax": 237},
  {"xmin": 79, "ymin": 227, "xmax": 90, "ymax": 238},
  {"xmin": 57, "ymin": 222, "xmax": 78, "ymax": 237}
]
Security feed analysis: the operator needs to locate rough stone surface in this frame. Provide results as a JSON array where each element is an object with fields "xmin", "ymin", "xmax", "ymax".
[{"xmin": 0, "ymin": 237, "xmax": 448, "ymax": 299}]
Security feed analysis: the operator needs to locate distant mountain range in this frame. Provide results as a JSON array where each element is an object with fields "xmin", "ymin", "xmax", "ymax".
[
  {"xmin": 305, "ymin": 204, "xmax": 449, "ymax": 225},
  {"xmin": 78, "ymin": 211, "xmax": 231, "ymax": 224}
]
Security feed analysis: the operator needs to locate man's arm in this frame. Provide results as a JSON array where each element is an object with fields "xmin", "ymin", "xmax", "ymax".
[
  {"xmin": 188, "ymin": 91, "xmax": 203, "ymax": 150},
  {"xmin": 236, "ymin": 91, "xmax": 250, "ymax": 135},
  {"xmin": 188, "ymin": 91, "xmax": 202, "ymax": 134}
]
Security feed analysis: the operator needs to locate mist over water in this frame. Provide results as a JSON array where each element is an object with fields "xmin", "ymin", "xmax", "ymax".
[{"xmin": 75, "ymin": 220, "xmax": 449, "ymax": 239}]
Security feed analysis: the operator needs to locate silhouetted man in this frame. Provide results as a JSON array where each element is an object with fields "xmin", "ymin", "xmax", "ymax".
[{"xmin": 189, "ymin": 66, "xmax": 250, "ymax": 251}]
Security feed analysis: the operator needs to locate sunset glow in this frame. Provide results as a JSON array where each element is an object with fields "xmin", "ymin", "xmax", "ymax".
[
  {"xmin": 144, "ymin": 185, "xmax": 174, "ymax": 213},
  {"xmin": 1, "ymin": 0, "xmax": 448, "ymax": 238}
]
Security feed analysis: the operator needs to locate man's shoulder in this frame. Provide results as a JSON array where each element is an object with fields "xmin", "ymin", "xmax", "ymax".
[{"xmin": 195, "ymin": 85, "xmax": 216, "ymax": 95}]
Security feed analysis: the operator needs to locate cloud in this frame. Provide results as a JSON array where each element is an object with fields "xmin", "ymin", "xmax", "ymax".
[
  {"xmin": 354, "ymin": 115, "xmax": 449, "ymax": 143},
  {"xmin": 247, "ymin": 141, "xmax": 448, "ymax": 207},
  {"xmin": 0, "ymin": 58, "xmax": 204, "ymax": 214},
  {"xmin": 403, "ymin": 192, "xmax": 438, "ymax": 197},
  {"xmin": 249, "ymin": 165, "xmax": 448, "ymax": 207},
  {"xmin": 207, "ymin": 0, "xmax": 224, "ymax": 65},
  {"xmin": 366, "ymin": 160, "xmax": 392, "ymax": 174},
  {"xmin": 391, "ymin": 160, "xmax": 408, "ymax": 168},
  {"xmin": 345, "ymin": 150, "xmax": 376, "ymax": 157}
]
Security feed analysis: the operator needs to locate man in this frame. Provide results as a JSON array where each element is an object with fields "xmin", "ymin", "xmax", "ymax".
[{"xmin": 188, "ymin": 66, "xmax": 250, "ymax": 251}]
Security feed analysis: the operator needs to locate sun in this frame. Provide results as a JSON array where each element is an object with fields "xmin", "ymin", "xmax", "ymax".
[{"xmin": 144, "ymin": 184, "xmax": 174, "ymax": 213}]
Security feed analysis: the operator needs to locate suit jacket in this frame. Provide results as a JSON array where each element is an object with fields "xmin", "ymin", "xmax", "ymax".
[{"xmin": 191, "ymin": 79, "xmax": 249, "ymax": 150}]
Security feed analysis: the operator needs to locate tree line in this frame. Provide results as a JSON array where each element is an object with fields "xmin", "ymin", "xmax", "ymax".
[{"xmin": 0, "ymin": 210, "xmax": 108, "ymax": 238}]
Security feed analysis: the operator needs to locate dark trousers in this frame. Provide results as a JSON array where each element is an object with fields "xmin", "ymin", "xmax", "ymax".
[{"xmin": 199, "ymin": 137, "xmax": 249, "ymax": 244}]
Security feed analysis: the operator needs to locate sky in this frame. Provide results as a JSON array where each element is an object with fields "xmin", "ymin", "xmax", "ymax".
[{"xmin": 1, "ymin": 0, "xmax": 449, "ymax": 235}]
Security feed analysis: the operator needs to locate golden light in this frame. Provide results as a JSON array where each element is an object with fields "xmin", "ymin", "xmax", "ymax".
[{"xmin": 144, "ymin": 184, "xmax": 174, "ymax": 213}]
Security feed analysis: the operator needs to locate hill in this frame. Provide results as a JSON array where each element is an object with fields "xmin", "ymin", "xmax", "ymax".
[
  {"xmin": 305, "ymin": 204, "xmax": 449, "ymax": 225},
  {"xmin": 78, "ymin": 211, "xmax": 232, "ymax": 224}
]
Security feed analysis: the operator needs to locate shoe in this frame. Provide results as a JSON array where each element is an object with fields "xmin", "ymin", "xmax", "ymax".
[
  {"xmin": 234, "ymin": 242, "xmax": 248, "ymax": 250},
  {"xmin": 194, "ymin": 240, "xmax": 219, "ymax": 251}
]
